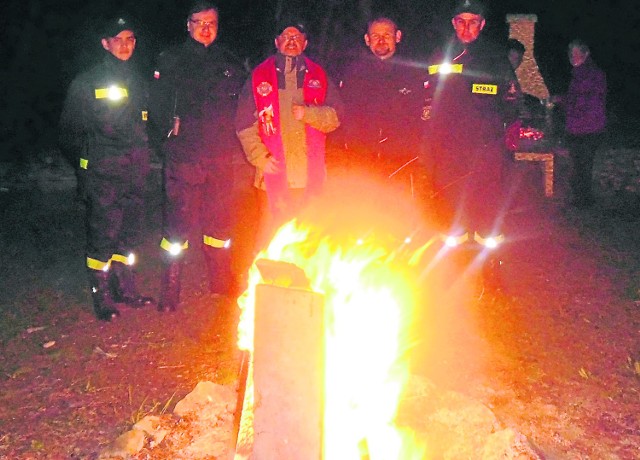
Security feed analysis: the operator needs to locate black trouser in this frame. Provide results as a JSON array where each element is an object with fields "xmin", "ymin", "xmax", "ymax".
[
  {"xmin": 162, "ymin": 159, "xmax": 233, "ymax": 252},
  {"xmin": 566, "ymin": 132, "xmax": 601, "ymax": 204},
  {"xmin": 85, "ymin": 149, "xmax": 150, "ymax": 266},
  {"xmin": 424, "ymin": 138, "xmax": 505, "ymax": 237}
]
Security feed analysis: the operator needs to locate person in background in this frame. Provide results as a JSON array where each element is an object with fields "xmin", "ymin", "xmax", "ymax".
[
  {"xmin": 235, "ymin": 16, "xmax": 343, "ymax": 244},
  {"xmin": 506, "ymin": 37, "xmax": 525, "ymax": 71},
  {"xmin": 419, "ymin": 0, "xmax": 520, "ymax": 286},
  {"xmin": 59, "ymin": 16, "xmax": 154, "ymax": 321},
  {"xmin": 150, "ymin": 0, "xmax": 245, "ymax": 311},
  {"xmin": 554, "ymin": 39, "xmax": 607, "ymax": 208},
  {"xmin": 506, "ymin": 37, "xmax": 545, "ymax": 121},
  {"xmin": 338, "ymin": 16, "xmax": 424, "ymax": 187}
]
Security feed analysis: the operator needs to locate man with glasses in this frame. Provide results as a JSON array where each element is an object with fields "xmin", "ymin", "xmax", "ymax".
[
  {"xmin": 150, "ymin": 0, "xmax": 245, "ymax": 311},
  {"xmin": 338, "ymin": 16, "xmax": 424, "ymax": 186},
  {"xmin": 419, "ymin": 0, "xmax": 520, "ymax": 287},
  {"xmin": 235, "ymin": 16, "xmax": 342, "ymax": 243},
  {"xmin": 59, "ymin": 16, "xmax": 154, "ymax": 321}
]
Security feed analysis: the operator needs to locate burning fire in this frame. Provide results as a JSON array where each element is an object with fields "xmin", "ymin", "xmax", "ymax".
[{"xmin": 237, "ymin": 216, "xmax": 427, "ymax": 458}]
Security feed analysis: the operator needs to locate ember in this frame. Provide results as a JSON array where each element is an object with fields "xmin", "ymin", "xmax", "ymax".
[{"xmin": 519, "ymin": 126, "xmax": 545, "ymax": 141}]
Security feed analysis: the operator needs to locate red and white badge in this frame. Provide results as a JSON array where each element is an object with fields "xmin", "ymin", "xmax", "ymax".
[{"xmin": 257, "ymin": 81, "xmax": 273, "ymax": 97}]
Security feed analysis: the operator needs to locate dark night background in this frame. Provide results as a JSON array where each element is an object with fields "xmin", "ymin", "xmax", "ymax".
[{"xmin": 2, "ymin": 0, "xmax": 639, "ymax": 164}]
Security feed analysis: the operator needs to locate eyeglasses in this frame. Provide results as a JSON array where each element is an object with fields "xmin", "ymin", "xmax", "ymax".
[
  {"xmin": 280, "ymin": 34, "xmax": 304, "ymax": 42},
  {"xmin": 189, "ymin": 19, "xmax": 217, "ymax": 28}
]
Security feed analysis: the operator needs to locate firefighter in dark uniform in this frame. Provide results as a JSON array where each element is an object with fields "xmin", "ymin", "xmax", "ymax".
[
  {"xmin": 59, "ymin": 16, "xmax": 154, "ymax": 321},
  {"xmin": 150, "ymin": 1, "xmax": 244, "ymax": 312},
  {"xmin": 420, "ymin": 0, "xmax": 520, "ymax": 285},
  {"xmin": 339, "ymin": 17, "xmax": 424, "ymax": 185}
]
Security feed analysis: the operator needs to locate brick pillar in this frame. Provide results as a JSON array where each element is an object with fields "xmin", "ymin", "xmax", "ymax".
[{"xmin": 506, "ymin": 14, "xmax": 549, "ymax": 101}]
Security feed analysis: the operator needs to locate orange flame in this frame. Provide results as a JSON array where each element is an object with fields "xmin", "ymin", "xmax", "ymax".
[{"xmin": 237, "ymin": 213, "xmax": 429, "ymax": 458}]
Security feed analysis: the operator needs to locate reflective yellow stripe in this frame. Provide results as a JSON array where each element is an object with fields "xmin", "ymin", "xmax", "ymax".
[
  {"xmin": 110, "ymin": 253, "xmax": 129, "ymax": 264},
  {"xmin": 472, "ymin": 84, "xmax": 498, "ymax": 95},
  {"xmin": 473, "ymin": 232, "xmax": 505, "ymax": 245},
  {"xmin": 439, "ymin": 232, "xmax": 469, "ymax": 244},
  {"xmin": 87, "ymin": 257, "xmax": 110, "ymax": 271},
  {"xmin": 203, "ymin": 235, "xmax": 230, "ymax": 248},
  {"xmin": 141, "ymin": 111, "xmax": 148, "ymax": 121},
  {"xmin": 428, "ymin": 63, "xmax": 463, "ymax": 75},
  {"xmin": 79, "ymin": 158, "xmax": 88, "ymax": 170},
  {"xmin": 160, "ymin": 237, "xmax": 188, "ymax": 252},
  {"xmin": 95, "ymin": 86, "xmax": 128, "ymax": 100},
  {"xmin": 111, "ymin": 253, "xmax": 136, "ymax": 265}
]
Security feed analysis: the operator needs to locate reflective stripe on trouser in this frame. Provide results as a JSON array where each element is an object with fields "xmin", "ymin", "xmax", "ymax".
[
  {"xmin": 160, "ymin": 237, "xmax": 189, "ymax": 255},
  {"xmin": 111, "ymin": 252, "xmax": 136, "ymax": 266},
  {"xmin": 87, "ymin": 257, "xmax": 110, "ymax": 271},
  {"xmin": 162, "ymin": 160, "xmax": 233, "ymax": 253},
  {"xmin": 85, "ymin": 161, "xmax": 147, "ymax": 269},
  {"xmin": 473, "ymin": 232, "xmax": 505, "ymax": 248},
  {"xmin": 437, "ymin": 232, "xmax": 504, "ymax": 248},
  {"xmin": 203, "ymin": 235, "xmax": 230, "ymax": 249},
  {"xmin": 439, "ymin": 232, "xmax": 469, "ymax": 246}
]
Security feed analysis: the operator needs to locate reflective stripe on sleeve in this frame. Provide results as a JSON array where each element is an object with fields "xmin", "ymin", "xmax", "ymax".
[
  {"xmin": 79, "ymin": 158, "xmax": 88, "ymax": 170},
  {"xmin": 95, "ymin": 86, "xmax": 128, "ymax": 100},
  {"xmin": 428, "ymin": 63, "xmax": 464, "ymax": 75}
]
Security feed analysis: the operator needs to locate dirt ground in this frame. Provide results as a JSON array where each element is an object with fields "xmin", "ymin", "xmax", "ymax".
[{"xmin": 0, "ymin": 156, "xmax": 639, "ymax": 459}]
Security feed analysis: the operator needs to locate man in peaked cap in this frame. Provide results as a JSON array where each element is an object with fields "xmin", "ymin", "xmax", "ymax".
[
  {"xmin": 150, "ymin": 0, "xmax": 246, "ymax": 311},
  {"xmin": 452, "ymin": 0, "xmax": 485, "ymax": 19},
  {"xmin": 59, "ymin": 15, "xmax": 155, "ymax": 321},
  {"xmin": 418, "ymin": 0, "xmax": 521, "ymax": 288},
  {"xmin": 235, "ymin": 15, "xmax": 343, "ymax": 245}
]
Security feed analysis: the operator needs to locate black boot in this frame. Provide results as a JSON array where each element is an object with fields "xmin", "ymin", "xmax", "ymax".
[
  {"xmin": 88, "ymin": 270, "xmax": 120, "ymax": 321},
  {"xmin": 204, "ymin": 247, "xmax": 236, "ymax": 296},
  {"xmin": 110, "ymin": 262, "xmax": 155, "ymax": 308},
  {"xmin": 482, "ymin": 254, "xmax": 503, "ymax": 291},
  {"xmin": 158, "ymin": 261, "xmax": 181, "ymax": 312}
]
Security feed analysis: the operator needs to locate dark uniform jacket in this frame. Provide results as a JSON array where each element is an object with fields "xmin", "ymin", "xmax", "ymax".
[
  {"xmin": 339, "ymin": 52, "xmax": 424, "ymax": 163},
  {"xmin": 423, "ymin": 36, "xmax": 519, "ymax": 147},
  {"xmin": 59, "ymin": 54, "xmax": 149, "ymax": 175},
  {"xmin": 421, "ymin": 36, "xmax": 520, "ymax": 234},
  {"xmin": 59, "ymin": 53, "xmax": 151, "ymax": 265},
  {"xmin": 150, "ymin": 39, "xmax": 244, "ymax": 166}
]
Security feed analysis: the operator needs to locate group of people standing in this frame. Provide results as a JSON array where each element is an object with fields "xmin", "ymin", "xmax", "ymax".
[{"xmin": 59, "ymin": 0, "xmax": 606, "ymax": 321}]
